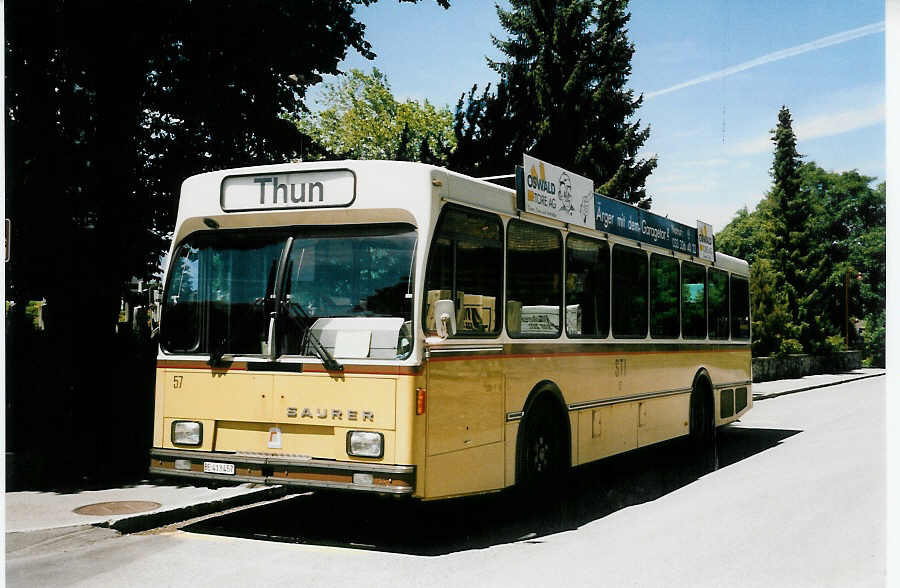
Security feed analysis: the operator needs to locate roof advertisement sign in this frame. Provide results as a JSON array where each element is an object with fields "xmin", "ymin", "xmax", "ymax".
[
  {"xmin": 517, "ymin": 154, "xmax": 595, "ymax": 230},
  {"xmin": 594, "ymin": 192, "xmax": 699, "ymax": 256},
  {"xmin": 697, "ymin": 220, "xmax": 715, "ymax": 261},
  {"xmin": 594, "ymin": 192, "xmax": 642, "ymax": 241},
  {"xmin": 516, "ymin": 154, "xmax": 702, "ymax": 257},
  {"xmin": 638, "ymin": 208, "xmax": 672, "ymax": 249},
  {"xmin": 669, "ymin": 220, "xmax": 699, "ymax": 256}
]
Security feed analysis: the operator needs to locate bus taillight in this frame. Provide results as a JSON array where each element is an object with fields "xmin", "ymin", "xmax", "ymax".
[{"xmin": 416, "ymin": 388, "xmax": 427, "ymax": 415}]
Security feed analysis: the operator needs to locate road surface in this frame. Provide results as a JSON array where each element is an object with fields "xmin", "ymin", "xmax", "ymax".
[{"xmin": 7, "ymin": 377, "xmax": 885, "ymax": 587}]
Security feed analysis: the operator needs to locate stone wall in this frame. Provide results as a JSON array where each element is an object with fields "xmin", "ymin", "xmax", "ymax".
[{"xmin": 752, "ymin": 351, "xmax": 862, "ymax": 383}]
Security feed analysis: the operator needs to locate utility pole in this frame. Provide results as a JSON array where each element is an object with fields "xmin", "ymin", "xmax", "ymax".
[
  {"xmin": 845, "ymin": 269, "xmax": 863, "ymax": 348},
  {"xmin": 845, "ymin": 269, "xmax": 849, "ymax": 348}
]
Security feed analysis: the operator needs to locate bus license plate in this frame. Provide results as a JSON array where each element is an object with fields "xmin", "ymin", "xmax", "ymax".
[{"xmin": 203, "ymin": 461, "xmax": 235, "ymax": 475}]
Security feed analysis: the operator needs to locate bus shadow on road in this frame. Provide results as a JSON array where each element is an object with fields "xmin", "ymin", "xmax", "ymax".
[{"xmin": 181, "ymin": 425, "xmax": 800, "ymax": 556}]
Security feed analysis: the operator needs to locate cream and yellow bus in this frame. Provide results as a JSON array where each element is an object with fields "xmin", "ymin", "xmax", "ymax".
[{"xmin": 149, "ymin": 159, "xmax": 751, "ymax": 499}]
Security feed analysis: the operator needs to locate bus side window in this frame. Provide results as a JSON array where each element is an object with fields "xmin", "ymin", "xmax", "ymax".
[
  {"xmin": 681, "ymin": 261, "xmax": 707, "ymax": 339},
  {"xmin": 423, "ymin": 205, "xmax": 503, "ymax": 337},
  {"xmin": 611, "ymin": 245, "xmax": 648, "ymax": 338},
  {"xmin": 730, "ymin": 275, "xmax": 750, "ymax": 340},
  {"xmin": 649, "ymin": 253, "xmax": 680, "ymax": 338},
  {"xmin": 708, "ymin": 268, "xmax": 730, "ymax": 340},
  {"xmin": 565, "ymin": 234, "xmax": 609, "ymax": 338},
  {"xmin": 507, "ymin": 220, "xmax": 563, "ymax": 338}
]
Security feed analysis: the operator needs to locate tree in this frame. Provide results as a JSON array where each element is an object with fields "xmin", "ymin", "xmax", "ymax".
[
  {"xmin": 714, "ymin": 202, "xmax": 774, "ymax": 267},
  {"xmin": 749, "ymin": 259, "xmax": 800, "ymax": 357},
  {"xmin": 767, "ymin": 106, "xmax": 835, "ymax": 353},
  {"xmin": 449, "ymin": 0, "xmax": 656, "ymax": 206},
  {"xmin": 5, "ymin": 0, "xmax": 448, "ymax": 487},
  {"xmin": 768, "ymin": 107, "xmax": 804, "ymax": 320},
  {"xmin": 448, "ymin": 80, "xmax": 523, "ymax": 180},
  {"xmin": 295, "ymin": 68, "xmax": 455, "ymax": 164},
  {"xmin": 717, "ymin": 152, "xmax": 886, "ymax": 362},
  {"xmin": 795, "ymin": 164, "xmax": 885, "ymax": 352},
  {"xmin": 862, "ymin": 310, "xmax": 885, "ymax": 368}
]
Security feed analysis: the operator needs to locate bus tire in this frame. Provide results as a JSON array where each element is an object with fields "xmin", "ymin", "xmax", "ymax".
[
  {"xmin": 516, "ymin": 394, "xmax": 569, "ymax": 491},
  {"xmin": 689, "ymin": 375, "xmax": 718, "ymax": 471}
]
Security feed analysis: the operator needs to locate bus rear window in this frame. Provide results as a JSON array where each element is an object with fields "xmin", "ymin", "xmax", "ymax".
[{"xmin": 731, "ymin": 275, "xmax": 750, "ymax": 340}]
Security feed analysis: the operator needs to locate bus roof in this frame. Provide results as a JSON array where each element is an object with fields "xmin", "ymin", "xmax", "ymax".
[{"xmin": 175, "ymin": 160, "xmax": 749, "ymax": 275}]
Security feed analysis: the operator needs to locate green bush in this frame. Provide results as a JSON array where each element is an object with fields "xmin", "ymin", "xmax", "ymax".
[
  {"xmin": 823, "ymin": 334, "xmax": 846, "ymax": 355},
  {"xmin": 778, "ymin": 338, "xmax": 804, "ymax": 356},
  {"xmin": 863, "ymin": 311, "xmax": 885, "ymax": 368}
]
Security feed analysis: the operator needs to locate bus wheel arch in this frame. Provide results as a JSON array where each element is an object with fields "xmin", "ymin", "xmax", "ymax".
[
  {"xmin": 515, "ymin": 381, "xmax": 571, "ymax": 486},
  {"xmin": 689, "ymin": 368, "xmax": 717, "ymax": 469}
]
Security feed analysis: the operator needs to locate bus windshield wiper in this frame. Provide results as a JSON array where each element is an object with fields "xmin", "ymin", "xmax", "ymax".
[{"xmin": 283, "ymin": 301, "xmax": 344, "ymax": 372}]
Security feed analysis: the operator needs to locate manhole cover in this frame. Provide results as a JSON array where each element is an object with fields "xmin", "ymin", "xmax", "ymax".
[{"xmin": 73, "ymin": 501, "xmax": 162, "ymax": 516}]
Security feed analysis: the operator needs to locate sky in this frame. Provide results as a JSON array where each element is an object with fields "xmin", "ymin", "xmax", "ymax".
[{"xmin": 313, "ymin": 0, "xmax": 886, "ymax": 234}]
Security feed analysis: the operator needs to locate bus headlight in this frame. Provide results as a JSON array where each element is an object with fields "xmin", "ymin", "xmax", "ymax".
[
  {"xmin": 346, "ymin": 431, "xmax": 383, "ymax": 458},
  {"xmin": 172, "ymin": 421, "xmax": 202, "ymax": 446}
]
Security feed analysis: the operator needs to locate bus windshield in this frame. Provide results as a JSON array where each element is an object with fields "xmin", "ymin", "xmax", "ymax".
[{"xmin": 160, "ymin": 224, "xmax": 417, "ymax": 359}]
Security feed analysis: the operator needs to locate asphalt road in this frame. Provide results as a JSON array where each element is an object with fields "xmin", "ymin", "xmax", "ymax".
[{"xmin": 7, "ymin": 377, "xmax": 885, "ymax": 587}]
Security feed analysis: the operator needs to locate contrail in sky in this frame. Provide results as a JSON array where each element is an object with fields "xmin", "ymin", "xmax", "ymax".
[{"xmin": 644, "ymin": 21, "xmax": 885, "ymax": 100}]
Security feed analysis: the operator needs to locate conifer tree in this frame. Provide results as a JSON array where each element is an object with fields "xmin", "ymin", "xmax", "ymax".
[
  {"xmin": 450, "ymin": 0, "xmax": 656, "ymax": 207},
  {"xmin": 768, "ymin": 105, "xmax": 825, "ymax": 351},
  {"xmin": 749, "ymin": 259, "xmax": 800, "ymax": 357},
  {"xmin": 449, "ymin": 81, "xmax": 523, "ymax": 179},
  {"xmin": 770, "ymin": 107, "xmax": 804, "ymax": 313}
]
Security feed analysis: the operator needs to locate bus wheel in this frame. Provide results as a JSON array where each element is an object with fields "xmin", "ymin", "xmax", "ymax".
[
  {"xmin": 515, "ymin": 396, "xmax": 570, "ymax": 529},
  {"xmin": 517, "ymin": 396, "xmax": 567, "ymax": 489},
  {"xmin": 689, "ymin": 381, "xmax": 718, "ymax": 472}
]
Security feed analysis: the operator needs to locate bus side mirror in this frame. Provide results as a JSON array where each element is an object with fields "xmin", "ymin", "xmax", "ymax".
[{"xmin": 433, "ymin": 299, "xmax": 457, "ymax": 339}]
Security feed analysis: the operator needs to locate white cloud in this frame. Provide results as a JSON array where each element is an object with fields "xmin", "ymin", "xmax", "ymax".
[
  {"xmin": 669, "ymin": 128, "xmax": 703, "ymax": 140},
  {"xmin": 651, "ymin": 188, "xmax": 767, "ymax": 232},
  {"xmin": 794, "ymin": 103, "xmax": 886, "ymax": 142},
  {"xmin": 730, "ymin": 102, "xmax": 886, "ymax": 156},
  {"xmin": 682, "ymin": 158, "xmax": 730, "ymax": 168},
  {"xmin": 644, "ymin": 21, "xmax": 885, "ymax": 101},
  {"xmin": 657, "ymin": 182, "xmax": 709, "ymax": 194},
  {"xmin": 729, "ymin": 134, "xmax": 773, "ymax": 156}
]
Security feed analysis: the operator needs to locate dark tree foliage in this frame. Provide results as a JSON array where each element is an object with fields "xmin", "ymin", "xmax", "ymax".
[
  {"xmin": 5, "ymin": 0, "xmax": 446, "ymax": 488},
  {"xmin": 747, "ymin": 258, "xmax": 799, "ymax": 357},
  {"xmin": 7, "ymin": 2, "xmax": 377, "ymax": 305},
  {"xmin": 449, "ymin": 0, "xmax": 656, "ymax": 207},
  {"xmin": 797, "ymin": 164, "xmax": 885, "ymax": 357},
  {"xmin": 449, "ymin": 81, "xmax": 523, "ymax": 179},
  {"xmin": 769, "ymin": 107, "xmax": 805, "ymax": 316},
  {"xmin": 767, "ymin": 105, "xmax": 825, "ymax": 351}
]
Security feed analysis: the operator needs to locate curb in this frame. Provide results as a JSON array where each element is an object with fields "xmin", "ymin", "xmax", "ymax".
[
  {"xmin": 752, "ymin": 371, "xmax": 885, "ymax": 401},
  {"xmin": 95, "ymin": 484, "xmax": 288, "ymax": 534}
]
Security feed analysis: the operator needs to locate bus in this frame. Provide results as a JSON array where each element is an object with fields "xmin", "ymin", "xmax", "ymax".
[{"xmin": 149, "ymin": 159, "xmax": 752, "ymax": 499}]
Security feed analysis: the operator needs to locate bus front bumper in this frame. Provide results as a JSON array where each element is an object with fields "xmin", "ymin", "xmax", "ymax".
[{"xmin": 149, "ymin": 448, "xmax": 416, "ymax": 495}]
